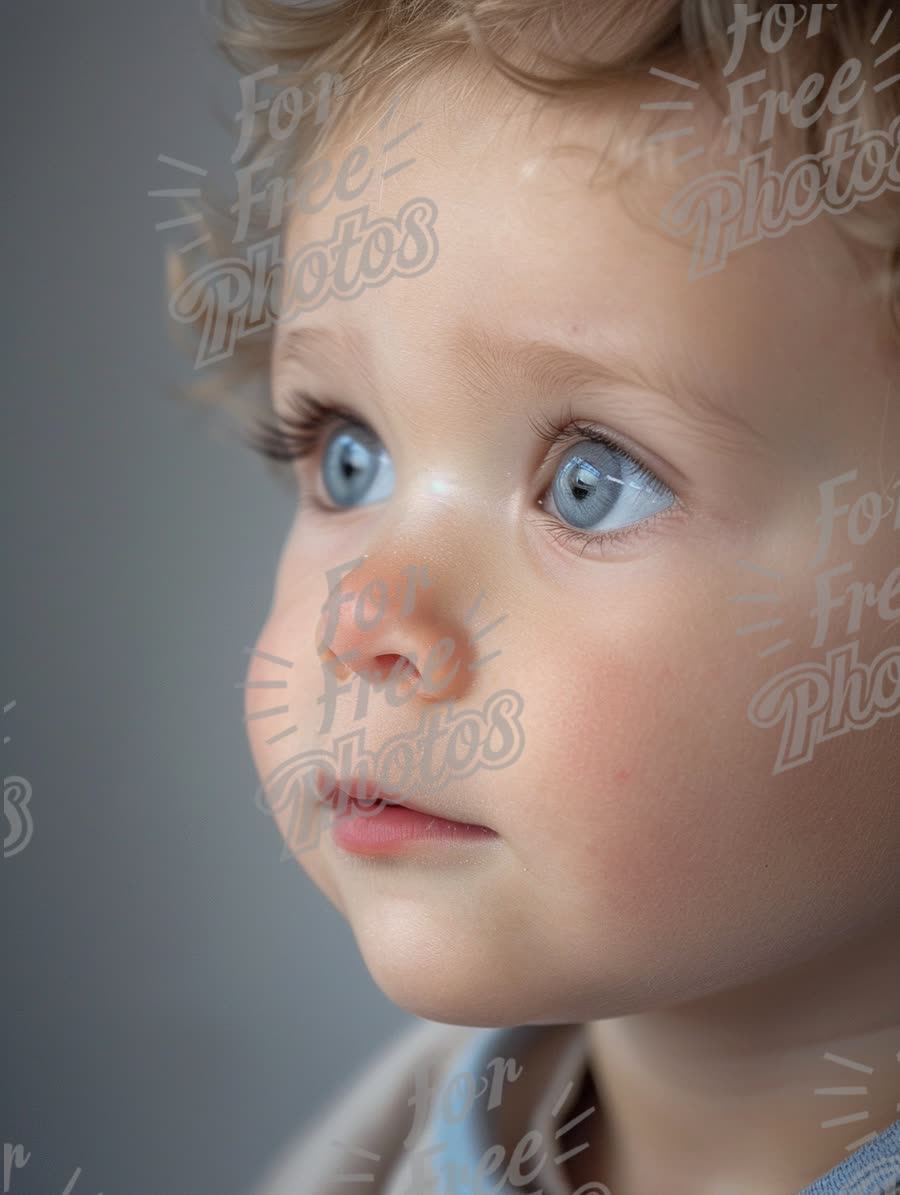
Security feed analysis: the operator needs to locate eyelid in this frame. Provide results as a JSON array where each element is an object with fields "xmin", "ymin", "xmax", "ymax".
[
  {"xmin": 529, "ymin": 408, "xmax": 678, "ymax": 505},
  {"xmin": 530, "ymin": 506, "xmax": 683, "ymax": 560},
  {"xmin": 536, "ymin": 382, "xmax": 707, "ymax": 494}
]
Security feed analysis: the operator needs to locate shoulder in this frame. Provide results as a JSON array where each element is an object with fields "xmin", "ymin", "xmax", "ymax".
[{"xmin": 248, "ymin": 1018, "xmax": 480, "ymax": 1195}]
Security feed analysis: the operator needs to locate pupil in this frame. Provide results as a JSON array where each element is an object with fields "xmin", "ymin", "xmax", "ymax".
[
  {"xmin": 338, "ymin": 438, "xmax": 367, "ymax": 481},
  {"xmin": 552, "ymin": 447, "xmax": 619, "ymax": 529},
  {"xmin": 571, "ymin": 463, "xmax": 599, "ymax": 501}
]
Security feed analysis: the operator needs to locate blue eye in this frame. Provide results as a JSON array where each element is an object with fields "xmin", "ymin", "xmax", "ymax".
[
  {"xmin": 320, "ymin": 422, "xmax": 394, "ymax": 508},
  {"xmin": 542, "ymin": 437, "xmax": 674, "ymax": 534}
]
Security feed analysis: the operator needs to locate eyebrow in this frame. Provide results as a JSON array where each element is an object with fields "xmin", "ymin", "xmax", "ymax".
[
  {"xmin": 448, "ymin": 324, "xmax": 765, "ymax": 450},
  {"xmin": 272, "ymin": 322, "xmax": 765, "ymax": 450}
]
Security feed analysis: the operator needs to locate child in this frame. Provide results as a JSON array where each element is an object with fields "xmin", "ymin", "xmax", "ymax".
[{"xmin": 166, "ymin": 1, "xmax": 900, "ymax": 1191}]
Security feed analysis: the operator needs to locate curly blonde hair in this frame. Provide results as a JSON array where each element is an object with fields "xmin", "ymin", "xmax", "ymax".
[{"xmin": 163, "ymin": 0, "xmax": 900, "ymax": 434}]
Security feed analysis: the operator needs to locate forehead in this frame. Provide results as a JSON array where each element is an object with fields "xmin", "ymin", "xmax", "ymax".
[{"xmin": 272, "ymin": 62, "xmax": 872, "ymax": 436}]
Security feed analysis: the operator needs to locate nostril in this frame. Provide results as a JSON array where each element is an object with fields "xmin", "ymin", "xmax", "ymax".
[{"xmin": 373, "ymin": 654, "xmax": 419, "ymax": 685}]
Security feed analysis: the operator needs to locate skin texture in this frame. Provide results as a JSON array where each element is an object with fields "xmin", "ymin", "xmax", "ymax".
[{"xmin": 243, "ymin": 59, "xmax": 900, "ymax": 1195}]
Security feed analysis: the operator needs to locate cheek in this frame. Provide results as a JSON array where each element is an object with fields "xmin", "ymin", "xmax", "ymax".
[
  {"xmin": 512, "ymin": 639, "xmax": 759, "ymax": 918},
  {"xmin": 243, "ymin": 604, "xmax": 337, "ymax": 892},
  {"xmin": 505, "ymin": 650, "xmax": 749, "ymax": 1001},
  {"xmin": 243, "ymin": 609, "xmax": 302, "ymax": 779},
  {"xmin": 507, "ymin": 570, "xmax": 898, "ymax": 993}
]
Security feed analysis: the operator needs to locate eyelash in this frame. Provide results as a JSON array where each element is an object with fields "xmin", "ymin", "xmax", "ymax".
[
  {"xmin": 247, "ymin": 393, "xmax": 358, "ymax": 463},
  {"xmin": 246, "ymin": 391, "xmax": 677, "ymax": 556}
]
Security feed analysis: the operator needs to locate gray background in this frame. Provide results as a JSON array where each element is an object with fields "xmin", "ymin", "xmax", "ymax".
[{"xmin": 2, "ymin": 4, "xmax": 412, "ymax": 1192}]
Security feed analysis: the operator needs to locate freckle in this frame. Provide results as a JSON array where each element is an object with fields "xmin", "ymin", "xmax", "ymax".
[{"xmin": 614, "ymin": 769, "xmax": 631, "ymax": 783}]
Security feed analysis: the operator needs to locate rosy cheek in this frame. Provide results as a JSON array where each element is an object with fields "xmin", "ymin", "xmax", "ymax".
[{"xmin": 525, "ymin": 644, "xmax": 742, "ymax": 902}]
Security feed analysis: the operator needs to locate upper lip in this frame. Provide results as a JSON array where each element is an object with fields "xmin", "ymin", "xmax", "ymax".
[{"xmin": 316, "ymin": 772, "xmax": 491, "ymax": 828}]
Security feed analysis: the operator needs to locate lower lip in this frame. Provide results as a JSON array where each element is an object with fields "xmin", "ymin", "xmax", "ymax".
[{"xmin": 324, "ymin": 797, "xmax": 498, "ymax": 857}]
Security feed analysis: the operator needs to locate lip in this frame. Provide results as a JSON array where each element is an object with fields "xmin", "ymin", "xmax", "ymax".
[
  {"xmin": 316, "ymin": 773, "xmax": 498, "ymax": 857},
  {"xmin": 315, "ymin": 773, "xmax": 477, "ymax": 821}
]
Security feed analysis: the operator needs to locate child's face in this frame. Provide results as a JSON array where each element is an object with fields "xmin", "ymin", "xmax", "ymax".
[{"xmin": 245, "ymin": 67, "xmax": 900, "ymax": 1026}]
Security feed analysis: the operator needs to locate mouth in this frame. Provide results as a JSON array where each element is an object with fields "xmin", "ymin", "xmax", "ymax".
[{"xmin": 315, "ymin": 772, "xmax": 498, "ymax": 857}]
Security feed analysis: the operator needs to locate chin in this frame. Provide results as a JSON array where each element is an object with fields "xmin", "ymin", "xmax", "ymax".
[{"xmin": 355, "ymin": 942, "xmax": 586, "ymax": 1027}]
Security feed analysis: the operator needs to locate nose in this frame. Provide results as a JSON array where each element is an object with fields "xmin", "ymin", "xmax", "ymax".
[{"xmin": 316, "ymin": 557, "xmax": 478, "ymax": 705}]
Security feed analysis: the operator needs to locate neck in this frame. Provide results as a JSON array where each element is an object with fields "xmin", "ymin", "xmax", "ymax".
[{"xmin": 579, "ymin": 915, "xmax": 900, "ymax": 1195}]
